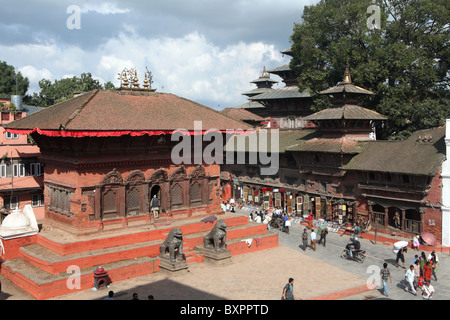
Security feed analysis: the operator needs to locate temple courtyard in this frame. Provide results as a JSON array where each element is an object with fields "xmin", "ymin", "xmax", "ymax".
[{"xmin": 1, "ymin": 208, "xmax": 449, "ymax": 301}]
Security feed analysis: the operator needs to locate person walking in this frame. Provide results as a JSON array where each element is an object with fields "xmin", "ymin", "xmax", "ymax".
[
  {"xmin": 151, "ymin": 194, "xmax": 160, "ymax": 219},
  {"xmin": 395, "ymin": 247, "xmax": 407, "ymax": 269},
  {"xmin": 301, "ymin": 228, "xmax": 309, "ymax": 251},
  {"xmin": 380, "ymin": 263, "xmax": 392, "ymax": 297},
  {"xmin": 413, "ymin": 260, "xmax": 421, "ymax": 289},
  {"xmin": 318, "ymin": 227, "xmax": 328, "ymax": 247},
  {"xmin": 404, "ymin": 265, "xmax": 417, "ymax": 295},
  {"xmin": 282, "ymin": 278, "xmax": 295, "ymax": 300},
  {"xmin": 423, "ymin": 261, "xmax": 433, "ymax": 283},
  {"xmin": 419, "ymin": 251, "xmax": 427, "ymax": 276},
  {"xmin": 310, "ymin": 229, "xmax": 317, "ymax": 251},
  {"xmin": 421, "ymin": 280, "xmax": 435, "ymax": 300},
  {"xmin": 428, "ymin": 250, "xmax": 439, "ymax": 281}
]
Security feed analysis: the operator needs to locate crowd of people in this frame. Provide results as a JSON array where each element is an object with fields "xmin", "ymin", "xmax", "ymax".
[
  {"xmin": 380, "ymin": 248, "xmax": 440, "ymax": 300},
  {"xmin": 233, "ymin": 199, "xmax": 443, "ymax": 300}
]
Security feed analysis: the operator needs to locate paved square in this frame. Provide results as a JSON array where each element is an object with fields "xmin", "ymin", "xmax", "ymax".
[{"xmin": 41, "ymin": 245, "xmax": 368, "ymax": 300}]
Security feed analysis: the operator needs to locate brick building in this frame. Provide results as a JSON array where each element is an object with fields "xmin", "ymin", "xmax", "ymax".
[
  {"xmin": 0, "ymin": 95, "xmax": 44, "ymax": 222},
  {"xmin": 222, "ymin": 65, "xmax": 448, "ymax": 244},
  {"xmin": 5, "ymin": 88, "xmax": 251, "ymax": 236}
]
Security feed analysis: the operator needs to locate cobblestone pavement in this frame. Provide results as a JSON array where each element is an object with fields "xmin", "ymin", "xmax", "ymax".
[
  {"xmin": 275, "ymin": 216, "xmax": 450, "ymax": 300},
  {"xmin": 1, "ymin": 209, "xmax": 448, "ymax": 300}
]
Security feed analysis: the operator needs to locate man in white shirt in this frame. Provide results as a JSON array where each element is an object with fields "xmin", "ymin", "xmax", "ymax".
[
  {"xmin": 422, "ymin": 281, "xmax": 434, "ymax": 300},
  {"xmin": 310, "ymin": 229, "xmax": 317, "ymax": 251},
  {"xmin": 404, "ymin": 265, "xmax": 417, "ymax": 295}
]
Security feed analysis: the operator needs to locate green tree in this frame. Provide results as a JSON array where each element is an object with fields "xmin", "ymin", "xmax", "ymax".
[
  {"xmin": 290, "ymin": 0, "xmax": 449, "ymax": 139},
  {"xmin": 0, "ymin": 61, "xmax": 30, "ymax": 97},
  {"xmin": 31, "ymin": 73, "xmax": 114, "ymax": 108}
]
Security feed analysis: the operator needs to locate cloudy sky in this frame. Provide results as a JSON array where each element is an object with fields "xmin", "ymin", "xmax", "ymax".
[{"xmin": 0, "ymin": 0, "xmax": 319, "ymax": 109}]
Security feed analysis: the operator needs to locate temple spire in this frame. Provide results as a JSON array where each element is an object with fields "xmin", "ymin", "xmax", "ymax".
[{"xmin": 342, "ymin": 60, "xmax": 352, "ymax": 84}]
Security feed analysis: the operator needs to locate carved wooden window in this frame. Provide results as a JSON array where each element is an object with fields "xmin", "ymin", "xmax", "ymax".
[
  {"xmin": 127, "ymin": 187, "xmax": 140, "ymax": 215},
  {"xmin": 103, "ymin": 189, "xmax": 117, "ymax": 217},
  {"xmin": 48, "ymin": 185, "xmax": 74, "ymax": 217},
  {"xmin": 171, "ymin": 184, "xmax": 182, "ymax": 209},
  {"xmin": 190, "ymin": 182, "xmax": 201, "ymax": 204}
]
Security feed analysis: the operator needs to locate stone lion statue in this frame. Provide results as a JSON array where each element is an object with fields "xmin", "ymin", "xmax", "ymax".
[
  {"xmin": 204, "ymin": 220, "xmax": 227, "ymax": 252},
  {"xmin": 160, "ymin": 228, "xmax": 184, "ymax": 262}
]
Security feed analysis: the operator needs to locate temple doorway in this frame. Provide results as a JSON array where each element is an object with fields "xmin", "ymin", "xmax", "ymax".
[
  {"xmin": 149, "ymin": 185, "xmax": 161, "ymax": 218},
  {"xmin": 150, "ymin": 185, "xmax": 161, "ymax": 200}
]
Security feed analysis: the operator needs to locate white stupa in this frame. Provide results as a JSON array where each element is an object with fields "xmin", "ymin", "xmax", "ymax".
[{"xmin": 0, "ymin": 205, "xmax": 39, "ymax": 240}]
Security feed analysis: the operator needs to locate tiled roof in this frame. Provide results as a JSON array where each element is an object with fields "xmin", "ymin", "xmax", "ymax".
[
  {"xmin": 302, "ymin": 105, "xmax": 387, "ymax": 121},
  {"xmin": 224, "ymin": 129, "xmax": 317, "ymax": 153},
  {"xmin": 319, "ymin": 83, "xmax": 374, "ymax": 95},
  {"xmin": 286, "ymin": 136, "xmax": 365, "ymax": 154},
  {"xmin": 250, "ymin": 86, "xmax": 311, "ymax": 101},
  {"xmin": 242, "ymin": 88, "xmax": 275, "ymax": 97},
  {"xmin": 267, "ymin": 64, "xmax": 291, "ymax": 74},
  {"xmin": 5, "ymin": 90, "xmax": 252, "ymax": 133},
  {"xmin": 220, "ymin": 108, "xmax": 264, "ymax": 122},
  {"xmin": 233, "ymin": 101, "xmax": 265, "ymax": 109},
  {"xmin": 344, "ymin": 125, "xmax": 446, "ymax": 175}
]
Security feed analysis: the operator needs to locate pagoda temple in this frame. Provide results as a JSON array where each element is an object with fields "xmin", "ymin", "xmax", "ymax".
[
  {"xmin": 0, "ymin": 70, "xmax": 278, "ymax": 299},
  {"xmin": 5, "ymin": 83, "xmax": 253, "ymax": 235},
  {"xmin": 236, "ymin": 48, "xmax": 315, "ymax": 129}
]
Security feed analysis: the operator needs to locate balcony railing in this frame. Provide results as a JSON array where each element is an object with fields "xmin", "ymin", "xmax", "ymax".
[
  {"xmin": 372, "ymin": 211, "xmax": 421, "ymax": 234},
  {"xmin": 373, "ymin": 211, "xmax": 385, "ymax": 227},
  {"xmin": 404, "ymin": 218, "xmax": 422, "ymax": 234}
]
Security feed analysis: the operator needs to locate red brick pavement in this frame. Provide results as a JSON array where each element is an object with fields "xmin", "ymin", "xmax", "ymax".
[{"xmin": 36, "ymin": 245, "xmax": 370, "ymax": 300}]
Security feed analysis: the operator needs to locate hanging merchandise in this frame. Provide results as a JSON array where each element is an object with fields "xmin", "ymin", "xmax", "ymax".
[
  {"xmin": 275, "ymin": 192, "xmax": 281, "ymax": 207},
  {"xmin": 315, "ymin": 197, "xmax": 321, "ymax": 219},
  {"xmin": 287, "ymin": 196, "xmax": 294, "ymax": 214},
  {"xmin": 296, "ymin": 196, "xmax": 303, "ymax": 216}
]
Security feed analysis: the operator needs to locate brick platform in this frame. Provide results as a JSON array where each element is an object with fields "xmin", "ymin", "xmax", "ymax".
[{"xmin": 0, "ymin": 212, "xmax": 278, "ymax": 300}]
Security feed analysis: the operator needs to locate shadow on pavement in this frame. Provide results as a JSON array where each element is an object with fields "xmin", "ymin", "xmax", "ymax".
[{"xmin": 93, "ymin": 278, "xmax": 226, "ymax": 300}]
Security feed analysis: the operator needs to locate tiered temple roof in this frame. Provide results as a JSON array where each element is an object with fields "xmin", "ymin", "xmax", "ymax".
[{"xmin": 6, "ymin": 89, "xmax": 252, "ymax": 137}]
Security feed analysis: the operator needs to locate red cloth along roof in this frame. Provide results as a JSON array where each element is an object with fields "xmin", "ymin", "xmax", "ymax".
[{"xmin": 5, "ymin": 90, "xmax": 253, "ymax": 137}]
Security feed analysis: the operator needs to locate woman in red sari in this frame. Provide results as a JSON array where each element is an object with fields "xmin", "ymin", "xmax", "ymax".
[{"xmin": 423, "ymin": 261, "xmax": 433, "ymax": 283}]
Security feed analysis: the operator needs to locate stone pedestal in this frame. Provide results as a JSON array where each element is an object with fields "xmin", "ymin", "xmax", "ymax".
[
  {"xmin": 159, "ymin": 257, "xmax": 188, "ymax": 276},
  {"xmin": 199, "ymin": 247, "xmax": 232, "ymax": 267}
]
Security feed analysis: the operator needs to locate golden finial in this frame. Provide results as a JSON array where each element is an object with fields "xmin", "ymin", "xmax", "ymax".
[
  {"xmin": 143, "ymin": 73, "xmax": 149, "ymax": 89},
  {"xmin": 342, "ymin": 60, "xmax": 352, "ymax": 84},
  {"xmin": 118, "ymin": 69, "xmax": 129, "ymax": 88},
  {"xmin": 132, "ymin": 69, "xmax": 140, "ymax": 88},
  {"xmin": 261, "ymin": 66, "xmax": 269, "ymax": 78}
]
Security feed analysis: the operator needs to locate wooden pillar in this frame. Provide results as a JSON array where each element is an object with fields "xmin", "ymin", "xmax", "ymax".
[
  {"xmin": 401, "ymin": 210, "xmax": 405, "ymax": 232},
  {"xmin": 368, "ymin": 200, "xmax": 374, "ymax": 224},
  {"xmin": 118, "ymin": 184, "xmax": 126, "ymax": 218},
  {"xmin": 419, "ymin": 207, "xmax": 426, "ymax": 233},
  {"xmin": 94, "ymin": 186, "xmax": 102, "ymax": 221},
  {"xmin": 384, "ymin": 207, "xmax": 389, "ymax": 229}
]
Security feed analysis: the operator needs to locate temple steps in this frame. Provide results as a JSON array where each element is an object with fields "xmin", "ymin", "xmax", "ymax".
[
  {"xmin": 1, "ymin": 213, "xmax": 278, "ymax": 299},
  {"xmin": 1, "ymin": 256, "xmax": 158, "ymax": 300}
]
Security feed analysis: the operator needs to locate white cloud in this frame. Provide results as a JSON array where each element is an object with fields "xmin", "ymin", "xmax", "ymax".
[
  {"xmin": 80, "ymin": 2, "xmax": 130, "ymax": 15},
  {"xmin": 18, "ymin": 65, "xmax": 53, "ymax": 93},
  {"xmin": 1, "ymin": 29, "xmax": 288, "ymax": 108}
]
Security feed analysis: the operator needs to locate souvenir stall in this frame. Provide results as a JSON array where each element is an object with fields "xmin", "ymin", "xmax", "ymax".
[
  {"xmin": 286, "ymin": 194, "xmax": 295, "ymax": 215},
  {"xmin": 262, "ymin": 188, "xmax": 273, "ymax": 210}
]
